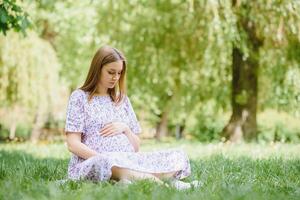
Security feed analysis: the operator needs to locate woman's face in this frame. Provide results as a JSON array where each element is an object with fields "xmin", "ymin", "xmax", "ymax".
[{"xmin": 99, "ymin": 60, "xmax": 123, "ymax": 89}]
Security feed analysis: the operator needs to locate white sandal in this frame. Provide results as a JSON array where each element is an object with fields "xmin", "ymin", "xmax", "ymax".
[
  {"xmin": 169, "ymin": 179, "xmax": 203, "ymax": 191},
  {"xmin": 169, "ymin": 180, "xmax": 192, "ymax": 190},
  {"xmin": 190, "ymin": 180, "xmax": 203, "ymax": 189},
  {"xmin": 116, "ymin": 179, "xmax": 133, "ymax": 186}
]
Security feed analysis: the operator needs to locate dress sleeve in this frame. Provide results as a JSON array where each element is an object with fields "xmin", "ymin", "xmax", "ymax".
[
  {"xmin": 64, "ymin": 89, "xmax": 85, "ymax": 133},
  {"xmin": 124, "ymin": 96, "xmax": 142, "ymax": 135}
]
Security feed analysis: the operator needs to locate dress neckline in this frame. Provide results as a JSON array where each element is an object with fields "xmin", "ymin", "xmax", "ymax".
[{"xmin": 94, "ymin": 95, "xmax": 110, "ymax": 97}]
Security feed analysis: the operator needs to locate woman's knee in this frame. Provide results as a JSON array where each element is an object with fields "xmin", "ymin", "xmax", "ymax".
[{"xmin": 111, "ymin": 166, "xmax": 125, "ymax": 180}]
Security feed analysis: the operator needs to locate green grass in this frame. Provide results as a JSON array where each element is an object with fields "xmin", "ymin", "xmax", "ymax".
[{"xmin": 0, "ymin": 140, "xmax": 299, "ymax": 200}]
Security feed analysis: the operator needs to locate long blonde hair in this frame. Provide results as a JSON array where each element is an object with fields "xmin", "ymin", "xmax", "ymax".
[{"xmin": 79, "ymin": 45, "xmax": 127, "ymax": 105}]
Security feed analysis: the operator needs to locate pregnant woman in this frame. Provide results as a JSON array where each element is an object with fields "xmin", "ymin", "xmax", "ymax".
[{"xmin": 64, "ymin": 45, "xmax": 199, "ymax": 190}]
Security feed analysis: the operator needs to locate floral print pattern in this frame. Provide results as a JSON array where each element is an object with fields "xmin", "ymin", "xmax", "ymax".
[{"xmin": 64, "ymin": 89, "xmax": 191, "ymax": 181}]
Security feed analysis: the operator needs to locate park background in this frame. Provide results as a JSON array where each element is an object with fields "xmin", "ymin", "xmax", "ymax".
[{"xmin": 0, "ymin": 0, "xmax": 300, "ymax": 199}]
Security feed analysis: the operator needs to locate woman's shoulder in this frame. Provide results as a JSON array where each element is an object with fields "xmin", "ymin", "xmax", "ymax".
[{"xmin": 69, "ymin": 88, "xmax": 88, "ymax": 101}]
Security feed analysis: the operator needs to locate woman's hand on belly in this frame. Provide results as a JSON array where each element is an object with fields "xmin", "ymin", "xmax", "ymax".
[
  {"xmin": 99, "ymin": 122, "xmax": 129, "ymax": 137},
  {"xmin": 96, "ymin": 134, "xmax": 135, "ymax": 153}
]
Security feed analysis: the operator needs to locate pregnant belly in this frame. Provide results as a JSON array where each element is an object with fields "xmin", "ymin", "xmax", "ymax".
[{"xmin": 85, "ymin": 134, "xmax": 135, "ymax": 153}]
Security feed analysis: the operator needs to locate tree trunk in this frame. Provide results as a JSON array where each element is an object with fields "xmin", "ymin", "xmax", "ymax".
[
  {"xmin": 222, "ymin": 7, "xmax": 263, "ymax": 142},
  {"xmin": 30, "ymin": 108, "xmax": 46, "ymax": 143},
  {"xmin": 222, "ymin": 47, "xmax": 259, "ymax": 142},
  {"xmin": 154, "ymin": 91, "xmax": 177, "ymax": 140},
  {"xmin": 175, "ymin": 123, "xmax": 185, "ymax": 140},
  {"xmin": 8, "ymin": 106, "xmax": 18, "ymax": 140},
  {"xmin": 155, "ymin": 110, "xmax": 169, "ymax": 140},
  {"xmin": 9, "ymin": 121, "xmax": 16, "ymax": 140}
]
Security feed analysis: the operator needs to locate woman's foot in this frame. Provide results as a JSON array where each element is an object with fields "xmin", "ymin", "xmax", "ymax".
[
  {"xmin": 116, "ymin": 179, "xmax": 133, "ymax": 186},
  {"xmin": 168, "ymin": 179, "xmax": 203, "ymax": 191},
  {"xmin": 169, "ymin": 180, "xmax": 192, "ymax": 190},
  {"xmin": 190, "ymin": 180, "xmax": 203, "ymax": 188}
]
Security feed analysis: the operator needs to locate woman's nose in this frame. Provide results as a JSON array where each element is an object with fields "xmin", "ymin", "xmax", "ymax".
[{"xmin": 112, "ymin": 74, "xmax": 120, "ymax": 79}]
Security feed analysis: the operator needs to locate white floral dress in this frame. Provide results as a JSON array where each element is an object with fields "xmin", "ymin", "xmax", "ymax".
[{"xmin": 64, "ymin": 89, "xmax": 191, "ymax": 181}]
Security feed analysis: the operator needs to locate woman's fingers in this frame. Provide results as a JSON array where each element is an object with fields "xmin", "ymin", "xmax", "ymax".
[
  {"xmin": 101, "ymin": 128, "xmax": 119, "ymax": 137},
  {"xmin": 100, "ymin": 127, "xmax": 113, "ymax": 136},
  {"xmin": 99, "ymin": 122, "xmax": 123, "ymax": 137},
  {"xmin": 100, "ymin": 123, "xmax": 113, "ymax": 132},
  {"xmin": 102, "ymin": 131, "xmax": 118, "ymax": 137},
  {"xmin": 101, "ymin": 131, "xmax": 113, "ymax": 137}
]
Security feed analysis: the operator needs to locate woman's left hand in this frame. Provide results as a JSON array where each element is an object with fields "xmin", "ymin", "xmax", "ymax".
[{"xmin": 99, "ymin": 122, "xmax": 129, "ymax": 137}]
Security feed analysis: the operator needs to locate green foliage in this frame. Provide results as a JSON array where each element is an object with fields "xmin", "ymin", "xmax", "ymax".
[
  {"xmin": 0, "ymin": 0, "xmax": 30, "ymax": 35},
  {"xmin": 0, "ymin": 31, "xmax": 59, "ymax": 107},
  {"xmin": 0, "ymin": 31, "xmax": 65, "ymax": 137},
  {"xmin": 30, "ymin": 0, "xmax": 106, "ymax": 89},
  {"xmin": 0, "ymin": 125, "xmax": 8, "ymax": 139},
  {"xmin": 257, "ymin": 110, "xmax": 300, "ymax": 143},
  {"xmin": 186, "ymin": 107, "xmax": 300, "ymax": 143},
  {"xmin": 259, "ymin": 47, "xmax": 300, "ymax": 115},
  {"xmin": 185, "ymin": 100, "xmax": 227, "ymax": 142},
  {"xmin": 14, "ymin": 123, "xmax": 31, "ymax": 139},
  {"xmin": 89, "ymin": 0, "xmax": 233, "ymax": 127},
  {"xmin": 235, "ymin": 90, "xmax": 249, "ymax": 105},
  {"xmin": 1, "ymin": 0, "xmax": 300, "ymax": 141},
  {"xmin": 86, "ymin": 0, "xmax": 300, "ymax": 134},
  {"xmin": 189, "ymin": 116, "xmax": 225, "ymax": 142}
]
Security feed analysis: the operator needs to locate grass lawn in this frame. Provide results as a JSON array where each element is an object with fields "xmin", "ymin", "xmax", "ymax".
[{"xmin": 0, "ymin": 139, "xmax": 299, "ymax": 200}]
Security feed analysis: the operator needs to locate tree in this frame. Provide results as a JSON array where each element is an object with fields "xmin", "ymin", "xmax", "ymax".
[
  {"xmin": 0, "ymin": 0, "xmax": 30, "ymax": 35},
  {"xmin": 29, "ymin": 0, "xmax": 99, "ymax": 90},
  {"xmin": 0, "ymin": 31, "xmax": 63, "ymax": 141},
  {"xmin": 93, "ymin": 1, "xmax": 219, "ymax": 140},
  {"xmin": 222, "ymin": 0, "xmax": 300, "ymax": 142}
]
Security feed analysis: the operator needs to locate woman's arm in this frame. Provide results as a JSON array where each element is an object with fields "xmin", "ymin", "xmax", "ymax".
[
  {"xmin": 124, "ymin": 127, "xmax": 141, "ymax": 152},
  {"xmin": 66, "ymin": 132, "xmax": 99, "ymax": 159}
]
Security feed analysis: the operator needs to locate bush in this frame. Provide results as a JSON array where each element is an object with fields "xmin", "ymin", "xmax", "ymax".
[
  {"xmin": 0, "ymin": 124, "xmax": 9, "ymax": 139},
  {"xmin": 185, "ymin": 101, "xmax": 227, "ymax": 142},
  {"xmin": 187, "ymin": 108, "xmax": 300, "ymax": 143},
  {"xmin": 0, "ymin": 123, "xmax": 31, "ymax": 141},
  {"xmin": 257, "ymin": 110, "xmax": 300, "ymax": 143},
  {"xmin": 190, "ymin": 116, "xmax": 225, "ymax": 142}
]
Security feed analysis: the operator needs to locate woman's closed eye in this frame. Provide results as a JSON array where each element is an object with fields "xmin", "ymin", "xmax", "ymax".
[{"xmin": 109, "ymin": 72, "xmax": 121, "ymax": 75}]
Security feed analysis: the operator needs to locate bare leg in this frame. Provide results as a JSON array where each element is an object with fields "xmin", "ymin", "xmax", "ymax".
[
  {"xmin": 152, "ymin": 171, "xmax": 178, "ymax": 180},
  {"xmin": 111, "ymin": 166, "xmax": 163, "ymax": 184}
]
